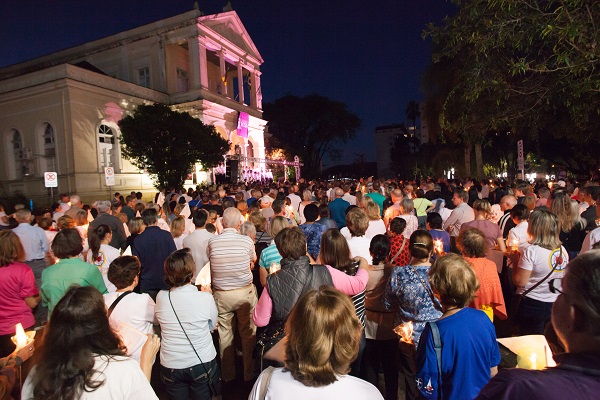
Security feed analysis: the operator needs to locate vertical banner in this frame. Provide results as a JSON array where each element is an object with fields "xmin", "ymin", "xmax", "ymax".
[
  {"xmin": 237, "ymin": 111, "xmax": 249, "ymax": 138},
  {"xmin": 517, "ymin": 140, "xmax": 524, "ymax": 178}
]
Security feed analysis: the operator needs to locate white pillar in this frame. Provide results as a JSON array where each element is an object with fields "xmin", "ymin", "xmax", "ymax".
[
  {"xmin": 198, "ymin": 39, "xmax": 209, "ymax": 89},
  {"xmin": 253, "ymin": 71, "xmax": 262, "ymax": 109},
  {"xmin": 187, "ymin": 38, "xmax": 201, "ymax": 90},
  {"xmin": 236, "ymin": 60, "xmax": 244, "ymax": 104},
  {"xmin": 219, "ymin": 49, "xmax": 228, "ymax": 96}
]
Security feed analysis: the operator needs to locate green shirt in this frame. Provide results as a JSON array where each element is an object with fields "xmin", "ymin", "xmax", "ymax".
[
  {"xmin": 365, "ymin": 192, "xmax": 386, "ymax": 216},
  {"xmin": 41, "ymin": 257, "xmax": 108, "ymax": 315},
  {"xmin": 413, "ymin": 198, "xmax": 433, "ymax": 217},
  {"xmin": 258, "ymin": 243, "xmax": 283, "ymax": 270}
]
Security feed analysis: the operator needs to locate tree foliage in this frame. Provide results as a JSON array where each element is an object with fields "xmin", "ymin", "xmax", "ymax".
[
  {"xmin": 118, "ymin": 104, "xmax": 229, "ymax": 189},
  {"xmin": 263, "ymin": 94, "xmax": 361, "ymax": 178},
  {"xmin": 423, "ymin": 0, "xmax": 600, "ymax": 174}
]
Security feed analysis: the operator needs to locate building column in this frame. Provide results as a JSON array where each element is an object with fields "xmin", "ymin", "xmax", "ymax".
[
  {"xmin": 198, "ymin": 39, "xmax": 209, "ymax": 89},
  {"xmin": 219, "ymin": 49, "xmax": 228, "ymax": 96},
  {"xmin": 252, "ymin": 71, "xmax": 262, "ymax": 109},
  {"xmin": 236, "ymin": 60, "xmax": 244, "ymax": 104},
  {"xmin": 187, "ymin": 37, "xmax": 201, "ymax": 89}
]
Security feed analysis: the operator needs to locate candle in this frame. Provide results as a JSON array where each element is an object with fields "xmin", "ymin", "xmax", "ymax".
[
  {"xmin": 269, "ymin": 262, "xmax": 281, "ymax": 274},
  {"xmin": 394, "ymin": 321, "xmax": 414, "ymax": 344},
  {"xmin": 433, "ymin": 240, "xmax": 444, "ymax": 255},
  {"xmin": 11, "ymin": 323, "xmax": 34, "ymax": 350},
  {"xmin": 508, "ymin": 239, "xmax": 519, "ymax": 252},
  {"xmin": 529, "ymin": 352, "xmax": 537, "ymax": 370}
]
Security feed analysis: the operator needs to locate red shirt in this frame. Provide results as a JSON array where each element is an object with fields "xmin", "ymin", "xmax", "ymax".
[
  {"xmin": 389, "ymin": 235, "xmax": 411, "ymax": 267},
  {"xmin": 0, "ymin": 262, "xmax": 38, "ymax": 335}
]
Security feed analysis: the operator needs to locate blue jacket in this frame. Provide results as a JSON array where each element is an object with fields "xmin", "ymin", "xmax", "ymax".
[{"xmin": 132, "ymin": 226, "xmax": 177, "ymax": 292}]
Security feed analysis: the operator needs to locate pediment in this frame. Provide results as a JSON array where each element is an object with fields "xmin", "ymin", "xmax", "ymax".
[{"xmin": 199, "ymin": 11, "xmax": 264, "ymax": 64}]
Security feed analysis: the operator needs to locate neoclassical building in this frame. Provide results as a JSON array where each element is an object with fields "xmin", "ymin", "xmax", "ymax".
[{"xmin": 0, "ymin": 8, "xmax": 266, "ymax": 204}]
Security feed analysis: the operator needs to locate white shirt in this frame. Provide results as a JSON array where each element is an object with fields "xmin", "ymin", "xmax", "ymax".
[
  {"xmin": 87, "ymin": 244, "xmax": 121, "ymax": 293},
  {"xmin": 399, "ymin": 214, "xmax": 419, "ymax": 239},
  {"xmin": 342, "ymin": 193, "xmax": 357, "ymax": 206},
  {"xmin": 13, "ymin": 222, "xmax": 48, "ymax": 260},
  {"xmin": 104, "ymin": 292, "xmax": 156, "ymax": 362},
  {"xmin": 517, "ymin": 244, "xmax": 568, "ymax": 302},
  {"xmin": 287, "ymin": 193, "xmax": 302, "ymax": 212},
  {"xmin": 183, "ymin": 229, "xmax": 214, "ymax": 280},
  {"xmin": 172, "ymin": 233, "xmax": 188, "ymax": 250},
  {"xmin": 507, "ymin": 221, "xmax": 530, "ymax": 251},
  {"xmin": 346, "ymin": 236, "xmax": 373, "ymax": 264},
  {"xmin": 366, "ymin": 219, "xmax": 386, "ymax": 239},
  {"xmin": 22, "ymin": 356, "xmax": 158, "ymax": 400},
  {"xmin": 580, "ymin": 227, "xmax": 600, "ymax": 254},
  {"xmin": 249, "ymin": 368, "xmax": 383, "ymax": 400},
  {"xmin": 155, "ymin": 285, "xmax": 218, "ymax": 369}
]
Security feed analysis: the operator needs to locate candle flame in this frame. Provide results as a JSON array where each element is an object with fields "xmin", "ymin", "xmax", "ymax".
[
  {"xmin": 529, "ymin": 352, "xmax": 537, "ymax": 370},
  {"xmin": 394, "ymin": 321, "xmax": 414, "ymax": 344},
  {"xmin": 434, "ymin": 240, "xmax": 444, "ymax": 255},
  {"xmin": 15, "ymin": 323, "xmax": 27, "ymax": 348}
]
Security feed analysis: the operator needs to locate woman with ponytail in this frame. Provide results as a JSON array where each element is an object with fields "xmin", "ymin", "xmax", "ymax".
[
  {"xmin": 362, "ymin": 234, "xmax": 399, "ymax": 400},
  {"xmin": 86, "ymin": 224, "xmax": 120, "ymax": 292}
]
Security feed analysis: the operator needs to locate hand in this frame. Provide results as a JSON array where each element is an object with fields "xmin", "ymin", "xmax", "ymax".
[
  {"xmin": 140, "ymin": 334, "xmax": 160, "ymax": 381},
  {"xmin": 199, "ymin": 284, "xmax": 213, "ymax": 294},
  {"xmin": 14, "ymin": 341, "xmax": 35, "ymax": 364},
  {"xmin": 353, "ymin": 256, "xmax": 368, "ymax": 269}
]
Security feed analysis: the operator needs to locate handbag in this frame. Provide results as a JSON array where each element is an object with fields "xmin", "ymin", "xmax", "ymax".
[{"xmin": 168, "ymin": 291, "xmax": 220, "ymax": 398}]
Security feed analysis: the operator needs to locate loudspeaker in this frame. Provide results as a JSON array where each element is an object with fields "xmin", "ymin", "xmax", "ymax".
[{"xmin": 227, "ymin": 160, "xmax": 239, "ymax": 183}]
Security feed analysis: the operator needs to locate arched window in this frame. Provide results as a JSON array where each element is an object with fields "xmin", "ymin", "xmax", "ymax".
[
  {"xmin": 43, "ymin": 123, "xmax": 56, "ymax": 172},
  {"xmin": 12, "ymin": 130, "xmax": 24, "ymax": 179},
  {"xmin": 98, "ymin": 124, "xmax": 116, "ymax": 170}
]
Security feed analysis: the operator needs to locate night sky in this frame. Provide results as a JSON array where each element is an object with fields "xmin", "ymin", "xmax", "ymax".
[{"xmin": 0, "ymin": 0, "xmax": 455, "ymax": 167}]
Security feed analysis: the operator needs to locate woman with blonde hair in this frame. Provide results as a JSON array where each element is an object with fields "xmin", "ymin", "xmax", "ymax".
[
  {"xmin": 170, "ymin": 216, "xmax": 187, "ymax": 250},
  {"xmin": 416, "ymin": 253, "xmax": 500, "ymax": 400},
  {"xmin": 512, "ymin": 209, "xmax": 569, "ymax": 334},
  {"xmin": 551, "ymin": 190, "xmax": 585, "ymax": 259},
  {"xmin": 364, "ymin": 200, "xmax": 386, "ymax": 239},
  {"xmin": 249, "ymin": 287, "xmax": 382, "ymax": 399},
  {"xmin": 257, "ymin": 216, "xmax": 290, "ymax": 286}
]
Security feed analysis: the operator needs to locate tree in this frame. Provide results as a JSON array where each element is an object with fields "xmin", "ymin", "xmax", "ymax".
[
  {"xmin": 118, "ymin": 104, "xmax": 229, "ymax": 189},
  {"xmin": 405, "ymin": 100, "xmax": 421, "ymax": 138},
  {"xmin": 263, "ymin": 94, "xmax": 361, "ymax": 178},
  {"xmin": 423, "ymin": 0, "xmax": 600, "ymax": 175}
]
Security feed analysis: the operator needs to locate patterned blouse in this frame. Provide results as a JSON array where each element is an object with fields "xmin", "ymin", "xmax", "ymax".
[
  {"xmin": 384, "ymin": 264, "xmax": 442, "ymax": 344},
  {"xmin": 389, "ymin": 234, "xmax": 411, "ymax": 267},
  {"xmin": 299, "ymin": 223, "xmax": 328, "ymax": 260}
]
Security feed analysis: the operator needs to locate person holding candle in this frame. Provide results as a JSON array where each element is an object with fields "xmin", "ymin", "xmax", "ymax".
[
  {"xmin": 416, "ymin": 253, "xmax": 500, "ymax": 400},
  {"xmin": 511, "ymin": 209, "xmax": 569, "ymax": 335},
  {"xmin": 22, "ymin": 285, "xmax": 159, "ymax": 399},
  {"xmin": 258, "ymin": 216, "xmax": 289, "ymax": 287},
  {"xmin": 476, "ymin": 250, "xmax": 600, "ymax": 399},
  {"xmin": 1, "ymin": 339, "xmax": 35, "ymax": 399},
  {"xmin": 426, "ymin": 212, "xmax": 451, "ymax": 257},
  {"xmin": 0, "ymin": 231, "xmax": 40, "ymax": 358},
  {"xmin": 362, "ymin": 235, "xmax": 400, "ymax": 400},
  {"xmin": 506, "ymin": 204, "xmax": 530, "ymax": 252},
  {"xmin": 457, "ymin": 228, "xmax": 507, "ymax": 321},
  {"xmin": 461, "ymin": 199, "xmax": 507, "ymax": 253},
  {"xmin": 385, "ymin": 230, "xmax": 442, "ymax": 400}
]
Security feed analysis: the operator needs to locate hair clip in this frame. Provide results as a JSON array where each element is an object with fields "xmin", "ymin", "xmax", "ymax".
[{"xmin": 413, "ymin": 242, "xmax": 427, "ymax": 246}]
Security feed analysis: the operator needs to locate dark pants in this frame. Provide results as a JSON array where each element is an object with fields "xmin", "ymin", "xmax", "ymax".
[
  {"xmin": 517, "ymin": 296, "xmax": 553, "ymax": 335},
  {"xmin": 417, "ymin": 215, "xmax": 427, "ymax": 230},
  {"xmin": 25, "ymin": 259, "xmax": 49, "ymax": 326},
  {"xmin": 398, "ymin": 340, "xmax": 418, "ymax": 400},
  {"xmin": 363, "ymin": 338, "xmax": 399, "ymax": 400},
  {"xmin": 160, "ymin": 358, "xmax": 221, "ymax": 400},
  {"xmin": 349, "ymin": 331, "xmax": 366, "ymax": 377}
]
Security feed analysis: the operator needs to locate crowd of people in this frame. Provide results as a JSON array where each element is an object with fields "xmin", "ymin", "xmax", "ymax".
[{"xmin": 0, "ymin": 175, "xmax": 599, "ymax": 399}]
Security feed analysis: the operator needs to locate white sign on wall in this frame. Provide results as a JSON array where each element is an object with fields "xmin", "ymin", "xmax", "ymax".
[
  {"xmin": 44, "ymin": 172, "xmax": 58, "ymax": 188},
  {"xmin": 105, "ymin": 167, "xmax": 115, "ymax": 186}
]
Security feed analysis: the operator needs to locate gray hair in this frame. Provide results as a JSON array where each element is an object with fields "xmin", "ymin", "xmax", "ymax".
[
  {"xmin": 240, "ymin": 221, "xmax": 256, "ymax": 240},
  {"xmin": 401, "ymin": 198, "xmax": 414, "ymax": 214},
  {"xmin": 222, "ymin": 207, "xmax": 242, "ymax": 229},
  {"xmin": 70, "ymin": 195, "xmax": 81, "ymax": 206},
  {"xmin": 96, "ymin": 200, "xmax": 111, "ymax": 213}
]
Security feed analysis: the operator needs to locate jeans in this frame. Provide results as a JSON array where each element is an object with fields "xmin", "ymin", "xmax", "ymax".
[
  {"xmin": 160, "ymin": 358, "xmax": 221, "ymax": 400},
  {"xmin": 517, "ymin": 296, "xmax": 553, "ymax": 335}
]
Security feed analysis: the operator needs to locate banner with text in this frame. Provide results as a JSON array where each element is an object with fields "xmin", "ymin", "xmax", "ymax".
[{"xmin": 237, "ymin": 111, "xmax": 249, "ymax": 138}]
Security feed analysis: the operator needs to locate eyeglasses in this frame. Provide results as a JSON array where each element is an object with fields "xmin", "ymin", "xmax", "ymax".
[{"xmin": 548, "ymin": 279, "xmax": 565, "ymax": 296}]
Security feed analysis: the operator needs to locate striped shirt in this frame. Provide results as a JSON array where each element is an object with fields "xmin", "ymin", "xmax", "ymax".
[
  {"xmin": 207, "ymin": 228, "xmax": 256, "ymax": 291},
  {"xmin": 258, "ymin": 243, "xmax": 282, "ymax": 270}
]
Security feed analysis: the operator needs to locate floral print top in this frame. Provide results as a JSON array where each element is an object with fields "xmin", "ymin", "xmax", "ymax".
[{"xmin": 384, "ymin": 264, "xmax": 442, "ymax": 344}]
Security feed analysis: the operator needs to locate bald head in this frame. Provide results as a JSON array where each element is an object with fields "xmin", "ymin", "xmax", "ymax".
[
  {"xmin": 500, "ymin": 195, "xmax": 517, "ymax": 211},
  {"xmin": 391, "ymin": 189, "xmax": 403, "ymax": 203},
  {"xmin": 334, "ymin": 188, "xmax": 344, "ymax": 198}
]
